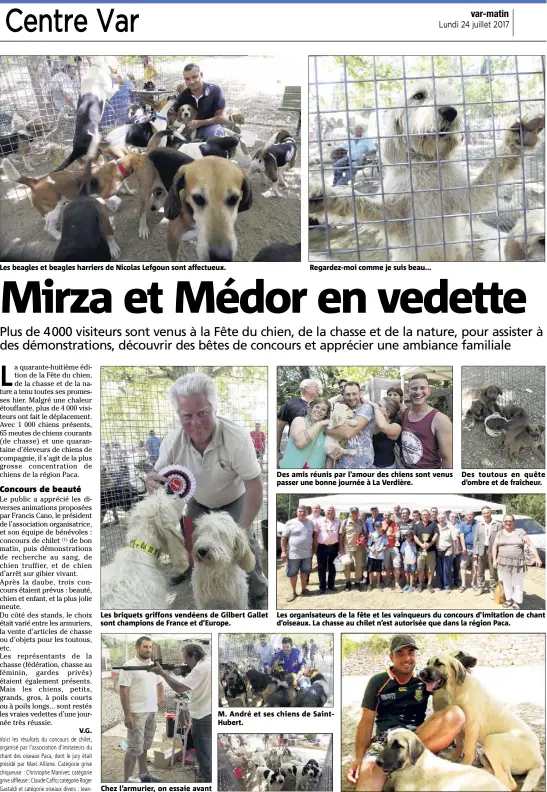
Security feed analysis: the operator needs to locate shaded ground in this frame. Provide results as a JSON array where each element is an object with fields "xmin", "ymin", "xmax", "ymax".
[
  {"xmin": 276, "ymin": 557, "xmax": 546, "ymax": 610},
  {"xmin": 461, "ymin": 366, "xmax": 545, "ymax": 470},
  {"xmin": 102, "ymin": 724, "xmax": 196, "ymax": 783},
  {"xmin": 341, "ymin": 665, "xmax": 545, "ymax": 792}
]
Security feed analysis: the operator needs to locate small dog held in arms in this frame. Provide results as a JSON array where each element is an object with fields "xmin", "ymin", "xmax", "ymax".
[
  {"xmin": 191, "ymin": 511, "xmax": 256, "ymax": 609},
  {"xmin": 100, "ymin": 489, "xmax": 189, "ymax": 609},
  {"xmin": 324, "ymin": 402, "xmax": 358, "ymax": 461},
  {"xmin": 309, "ymin": 80, "xmax": 544, "ymax": 262}
]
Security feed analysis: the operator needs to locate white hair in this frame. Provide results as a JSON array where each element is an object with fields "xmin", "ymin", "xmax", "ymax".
[
  {"xmin": 168, "ymin": 372, "xmax": 218, "ymax": 411},
  {"xmin": 299, "ymin": 378, "xmax": 321, "ymax": 394}
]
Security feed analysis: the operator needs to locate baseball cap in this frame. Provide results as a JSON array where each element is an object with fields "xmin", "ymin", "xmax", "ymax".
[
  {"xmin": 350, "ymin": 506, "xmax": 359, "ymax": 512},
  {"xmin": 390, "ymin": 635, "xmax": 418, "ymax": 653}
]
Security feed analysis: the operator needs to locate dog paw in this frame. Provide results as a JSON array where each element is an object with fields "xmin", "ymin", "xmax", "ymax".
[
  {"xmin": 138, "ymin": 225, "xmax": 150, "ymax": 240},
  {"xmin": 507, "ymin": 115, "xmax": 545, "ymax": 149},
  {"xmin": 108, "ymin": 239, "xmax": 121, "ymax": 260}
]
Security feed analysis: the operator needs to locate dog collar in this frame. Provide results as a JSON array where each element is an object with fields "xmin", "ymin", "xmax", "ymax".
[
  {"xmin": 127, "ymin": 539, "xmax": 160, "ymax": 558},
  {"xmin": 116, "ymin": 162, "xmax": 129, "ymax": 179},
  {"xmin": 155, "ymin": 114, "xmax": 168, "ymax": 121}
]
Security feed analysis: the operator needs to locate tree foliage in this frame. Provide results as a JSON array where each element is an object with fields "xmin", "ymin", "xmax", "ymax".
[{"xmin": 277, "ymin": 366, "xmax": 400, "ymax": 411}]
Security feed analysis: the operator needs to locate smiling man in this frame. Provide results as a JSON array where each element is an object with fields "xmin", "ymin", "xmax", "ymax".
[
  {"xmin": 400, "ymin": 373, "xmax": 452, "ymax": 469},
  {"xmin": 168, "ymin": 62, "xmax": 228, "ymax": 139},
  {"xmin": 347, "ymin": 636, "xmax": 464, "ymax": 791},
  {"xmin": 325, "ymin": 381, "xmax": 375, "ymax": 469},
  {"xmin": 146, "ymin": 372, "xmax": 267, "ymax": 608}
]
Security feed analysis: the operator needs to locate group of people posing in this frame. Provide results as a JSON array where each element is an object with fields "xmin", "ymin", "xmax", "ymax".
[
  {"xmin": 277, "ymin": 374, "xmax": 453, "ymax": 470},
  {"xmin": 280, "ymin": 503, "xmax": 542, "ymax": 607}
]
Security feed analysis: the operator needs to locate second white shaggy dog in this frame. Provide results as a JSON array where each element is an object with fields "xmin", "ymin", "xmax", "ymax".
[
  {"xmin": 310, "ymin": 80, "xmax": 544, "ymax": 262},
  {"xmin": 191, "ymin": 511, "xmax": 256, "ymax": 609},
  {"xmin": 101, "ymin": 488, "xmax": 189, "ymax": 609}
]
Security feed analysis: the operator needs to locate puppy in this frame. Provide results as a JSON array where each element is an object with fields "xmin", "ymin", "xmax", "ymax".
[
  {"xmin": 222, "ymin": 667, "xmax": 248, "ymax": 707},
  {"xmin": 163, "ymin": 156, "xmax": 252, "ymax": 261},
  {"xmin": 176, "ymin": 103, "xmax": 198, "ymax": 139},
  {"xmin": 249, "ymin": 129, "xmax": 298, "ymax": 196},
  {"xmin": 324, "ymin": 403, "xmax": 359, "ymax": 460},
  {"xmin": 264, "ymin": 675, "xmax": 297, "ymax": 707},
  {"xmin": 245, "ymin": 668, "xmax": 279, "ymax": 706},
  {"xmin": 253, "ymin": 766, "xmax": 284, "ymax": 791},
  {"xmin": 504, "ymin": 422, "xmax": 545, "ymax": 462},
  {"xmin": 465, "ymin": 399, "xmax": 491, "ymax": 428},
  {"xmin": 53, "ymin": 56, "xmax": 119, "ymax": 171},
  {"xmin": 479, "ymin": 384, "xmax": 503, "ymax": 413},
  {"xmin": 375, "ymin": 728, "xmax": 509, "ymax": 791},
  {"xmin": 293, "ymin": 669, "xmax": 329, "ymax": 707},
  {"xmin": 420, "ymin": 654, "xmax": 544, "ymax": 790}
]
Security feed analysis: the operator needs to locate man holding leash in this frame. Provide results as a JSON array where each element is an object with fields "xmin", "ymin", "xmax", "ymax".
[
  {"xmin": 347, "ymin": 635, "xmax": 464, "ymax": 791},
  {"xmin": 147, "ymin": 643, "xmax": 212, "ymax": 783},
  {"xmin": 146, "ymin": 372, "xmax": 267, "ymax": 609}
]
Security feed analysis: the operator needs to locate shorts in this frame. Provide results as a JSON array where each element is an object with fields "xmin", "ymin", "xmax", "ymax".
[
  {"xmin": 367, "ymin": 557, "xmax": 383, "ymax": 573},
  {"xmin": 383, "ymin": 547, "xmax": 401, "ymax": 569},
  {"xmin": 286, "ymin": 557, "xmax": 312, "ymax": 577},
  {"xmin": 404, "ymin": 563, "xmax": 416, "ymax": 573},
  {"xmin": 126, "ymin": 712, "xmax": 157, "ymax": 757},
  {"xmin": 417, "ymin": 551, "xmax": 436, "ymax": 573}
]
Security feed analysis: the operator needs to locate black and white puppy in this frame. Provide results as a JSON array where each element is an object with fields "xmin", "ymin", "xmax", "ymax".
[
  {"xmin": 174, "ymin": 134, "xmax": 250, "ymax": 169},
  {"xmin": 253, "ymin": 767, "xmax": 285, "ymax": 790},
  {"xmin": 53, "ymin": 57, "xmax": 119, "ymax": 172},
  {"xmin": 249, "ymin": 129, "xmax": 298, "ymax": 196}
]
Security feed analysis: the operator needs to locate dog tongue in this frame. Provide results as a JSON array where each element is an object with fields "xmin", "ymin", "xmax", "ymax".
[{"xmin": 424, "ymin": 680, "xmax": 439, "ymax": 692}]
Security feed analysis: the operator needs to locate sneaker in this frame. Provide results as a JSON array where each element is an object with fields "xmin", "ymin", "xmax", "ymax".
[
  {"xmin": 394, "ymin": 583, "xmax": 402, "ymax": 592},
  {"xmin": 345, "ymin": 581, "xmax": 352, "ymax": 591},
  {"xmin": 444, "ymin": 588, "xmax": 451, "ymax": 594},
  {"xmin": 365, "ymin": 585, "xmax": 372, "ymax": 592},
  {"xmin": 319, "ymin": 588, "xmax": 326, "ymax": 595},
  {"xmin": 427, "ymin": 585, "xmax": 434, "ymax": 593},
  {"xmin": 140, "ymin": 773, "xmax": 161, "ymax": 783},
  {"xmin": 356, "ymin": 583, "xmax": 362, "ymax": 592},
  {"xmin": 407, "ymin": 586, "xmax": 415, "ymax": 593},
  {"xmin": 402, "ymin": 584, "xmax": 410, "ymax": 592},
  {"xmin": 417, "ymin": 585, "xmax": 424, "ymax": 592},
  {"xmin": 511, "ymin": 602, "xmax": 520, "ymax": 610},
  {"xmin": 502, "ymin": 600, "xmax": 513, "ymax": 608},
  {"xmin": 435, "ymin": 587, "xmax": 442, "ymax": 592},
  {"xmin": 474, "ymin": 588, "xmax": 484, "ymax": 596},
  {"xmin": 459, "ymin": 586, "xmax": 466, "ymax": 593},
  {"xmin": 378, "ymin": 582, "xmax": 385, "ymax": 590}
]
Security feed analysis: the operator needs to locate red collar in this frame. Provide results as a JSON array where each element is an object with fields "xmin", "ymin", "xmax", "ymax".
[{"xmin": 116, "ymin": 161, "xmax": 129, "ymax": 179}]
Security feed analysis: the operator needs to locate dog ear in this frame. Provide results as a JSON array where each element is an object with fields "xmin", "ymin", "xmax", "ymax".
[
  {"xmin": 408, "ymin": 734, "xmax": 426, "ymax": 766},
  {"xmin": 504, "ymin": 234, "xmax": 526, "ymax": 262},
  {"xmin": 238, "ymin": 173, "xmax": 252, "ymax": 213},
  {"xmin": 234, "ymin": 529, "xmax": 256, "ymax": 573},
  {"xmin": 453, "ymin": 658, "xmax": 468, "ymax": 685},
  {"xmin": 164, "ymin": 166, "xmax": 188, "ymax": 220},
  {"xmin": 382, "ymin": 109, "xmax": 406, "ymax": 164},
  {"xmin": 451, "ymin": 650, "xmax": 477, "ymax": 670}
]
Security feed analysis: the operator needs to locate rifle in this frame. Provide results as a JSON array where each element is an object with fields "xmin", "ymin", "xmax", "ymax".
[{"xmin": 112, "ymin": 661, "xmax": 181, "ymax": 672}]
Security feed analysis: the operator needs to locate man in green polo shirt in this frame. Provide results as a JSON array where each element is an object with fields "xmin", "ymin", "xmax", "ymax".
[{"xmin": 346, "ymin": 635, "xmax": 465, "ymax": 790}]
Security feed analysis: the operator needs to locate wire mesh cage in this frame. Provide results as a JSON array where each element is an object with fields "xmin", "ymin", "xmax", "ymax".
[
  {"xmin": 309, "ymin": 55, "xmax": 545, "ymax": 262},
  {"xmin": 101, "ymin": 634, "xmax": 211, "ymax": 733},
  {"xmin": 218, "ymin": 633, "xmax": 334, "ymax": 707},
  {"xmin": 100, "ymin": 365, "xmax": 267, "ymax": 567},
  {"xmin": 217, "ymin": 734, "xmax": 333, "ymax": 791},
  {"xmin": 461, "ymin": 365, "xmax": 545, "ymax": 469}
]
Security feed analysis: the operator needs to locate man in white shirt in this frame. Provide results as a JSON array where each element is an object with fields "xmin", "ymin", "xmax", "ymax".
[
  {"xmin": 474, "ymin": 505, "xmax": 503, "ymax": 598},
  {"xmin": 148, "ymin": 644, "xmax": 212, "ymax": 782},
  {"xmin": 119, "ymin": 636, "xmax": 164, "ymax": 782},
  {"xmin": 255, "ymin": 634, "xmax": 275, "ymax": 671},
  {"xmin": 146, "ymin": 372, "xmax": 267, "ymax": 607}
]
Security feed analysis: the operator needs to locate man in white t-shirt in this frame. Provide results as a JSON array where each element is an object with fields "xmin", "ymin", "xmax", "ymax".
[
  {"xmin": 146, "ymin": 372, "xmax": 267, "ymax": 607},
  {"xmin": 119, "ymin": 636, "xmax": 164, "ymax": 782},
  {"xmin": 148, "ymin": 644, "xmax": 212, "ymax": 782}
]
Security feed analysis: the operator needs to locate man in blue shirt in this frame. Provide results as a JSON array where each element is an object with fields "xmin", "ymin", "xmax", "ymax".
[
  {"xmin": 146, "ymin": 430, "xmax": 162, "ymax": 466},
  {"xmin": 332, "ymin": 124, "xmax": 376, "ymax": 186},
  {"xmin": 458, "ymin": 509, "xmax": 478, "ymax": 593},
  {"xmin": 365, "ymin": 507, "xmax": 383, "ymax": 534},
  {"xmin": 168, "ymin": 63, "xmax": 227, "ymax": 139},
  {"xmin": 268, "ymin": 637, "xmax": 307, "ymax": 675}
]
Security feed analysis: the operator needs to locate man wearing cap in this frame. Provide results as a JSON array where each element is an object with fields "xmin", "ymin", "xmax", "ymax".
[
  {"xmin": 339, "ymin": 507, "xmax": 367, "ymax": 591},
  {"xmin": 347, "ymin": 635, "xmax": 464, "ymax": 791}
]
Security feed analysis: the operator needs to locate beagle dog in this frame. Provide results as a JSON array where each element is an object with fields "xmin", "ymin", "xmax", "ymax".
[
  {"xmin": 53, "ymin": 56, "xmax": 119, "ymax": 172},
  {"xmin": 176, "ymin": 104, "xmax": 198, "ymax": 139},
  {"xmin": 249, "ymin": 129, "xmax": 297, "ymax": 196},
  {"xmin": 1, "ymin": 154, "xmax": 129, "ymax": 240},
  {"xmin": 163, "ymin": 156, "xmax": 252, "ymax": 261}
]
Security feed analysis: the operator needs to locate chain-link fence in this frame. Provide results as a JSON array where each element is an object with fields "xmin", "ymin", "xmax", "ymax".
[
  {"xmin": 309, "ymin": 55, "xmax": 545, "ymax": 262},
  {"xmin": 461, "ymin": 365, "xmax": 545, "ymax": 469},
  {"xmin": 218, "ymin": 634, "xmax": 334, "ymax": 706},
  {"xmin": 100, "ymin": 366, "xmax": 267, "ymax": 566},
  {"xmin": 101, "ymin": 634, "xmax": 211, "ymax": 732},
  {"xmin": 217, "ymin": 734, "xmax": 333, "ymax": 791}
]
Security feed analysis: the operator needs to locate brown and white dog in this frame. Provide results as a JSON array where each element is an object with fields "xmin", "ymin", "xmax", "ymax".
[
  {"xmin": 163, "ymin": 156, "xmax": 252, "ymax": 261},
  {"xmin": 249, "ymin": 129, "xmax": 297, "ymax": 197}
]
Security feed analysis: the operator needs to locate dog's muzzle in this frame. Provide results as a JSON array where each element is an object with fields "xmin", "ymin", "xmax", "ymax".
[
  {"xmin": 439, "ymin": 105, "xmax": 458, "ymax": 123},
  {"xmin": 196, "ymin": 547, "xmax": 209, "ymax": 560}
]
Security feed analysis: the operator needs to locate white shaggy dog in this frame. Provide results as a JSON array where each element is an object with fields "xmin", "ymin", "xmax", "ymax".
[
  {"xmin": 503, "ymin": 208, "xmax": 545, "ymax": 261},
  {"xmin": 191, "ymin": 511, "xmax": 256, "ymax": 609},
  {"xmin": 310, "ymin": 80, "xmax": 544, "ymax": 261},
  {"xmin": 324, "ymin": 402, "xmax": 359, "ymax": 460},
  {"xmin": 101, "ymin": 489, "xmax": 189, "ymax": 609}
]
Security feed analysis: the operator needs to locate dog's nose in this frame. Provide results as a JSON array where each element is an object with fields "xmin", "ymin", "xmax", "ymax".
[
  {"xmin": 197, "ymin": 548, "xmax": 208, "ymax": 558},
  {"xmin": 208, "ymin": 245, "xmax": 234, "ymax": 262},
  {"xmin": 439, "ymin": 106, "xmax": 457, "ymax": 123},
  {"xmin": 375, "ymin": 758, "xmax": 384, "ymax": 768}
]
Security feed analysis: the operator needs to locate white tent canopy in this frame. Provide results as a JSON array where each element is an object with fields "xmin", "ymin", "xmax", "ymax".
[
  {"xmin": 297, "ymin": 494, "xmax": 504, "ymax": 516},
  {"xmin": 399, "ymin": 366, "xmax": 453, "ymax": 382}
]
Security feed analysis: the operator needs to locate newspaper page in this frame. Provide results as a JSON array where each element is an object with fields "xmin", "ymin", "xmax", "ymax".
[{"xmin": 0, "ymin": 5, "xmax": 545, "ymax": 792}]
